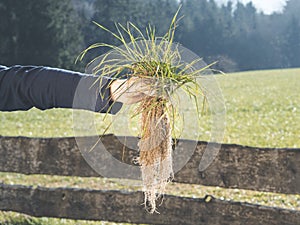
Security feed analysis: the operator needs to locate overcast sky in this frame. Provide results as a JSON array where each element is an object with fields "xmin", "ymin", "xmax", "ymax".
[{"xmin": 215, "ymin": 0, "xmax": 288, "ymax": 14}]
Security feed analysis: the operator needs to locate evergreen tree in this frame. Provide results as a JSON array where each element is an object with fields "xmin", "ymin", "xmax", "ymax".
[
  {"xmin": 86, "ymin": 0, "xmax": 178, "ymax": 61},
  {"xmin": 0, "ymin": 0, "xmax": 83, "ymax": 70},
  {"xmin": 283, "ymin": 16, "xmax": 300, "ymax": 67},
  {"xmin": 2, "ymin": 0, "xmax": 300, "ymax": 72}
]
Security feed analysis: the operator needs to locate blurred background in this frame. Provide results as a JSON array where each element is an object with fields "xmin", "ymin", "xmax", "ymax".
[
  {"xmin": 0, "ymin": 2, "xmax": 299, "ymax": 224},
  {"xmin": 1, "ymin": 0, "xmax": 299, "ymax": 73}
]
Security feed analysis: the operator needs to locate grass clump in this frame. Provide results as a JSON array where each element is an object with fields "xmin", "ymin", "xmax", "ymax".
[{"xmin": 77, "ymin": 7, "xmax": 211, "ymax": 213}]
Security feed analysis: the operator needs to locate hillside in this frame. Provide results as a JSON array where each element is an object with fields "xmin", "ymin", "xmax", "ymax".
[
  {"xmin": 0, "ymin": 68, "xmax": 299, "ymax": 148},
  {"xmin": 0, "ymin": 68, "xmax": 299, "ymax": 224}
]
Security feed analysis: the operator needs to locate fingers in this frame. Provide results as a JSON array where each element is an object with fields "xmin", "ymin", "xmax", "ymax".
[
  {"xmin": 110, "ymin": 77, "xmax": 167, "ymax": 105},
  {"xmin": 122, "ymin": 93, "xmax": 147, "ymax": 104},
  {"xmin": 127, "ymin": 77, "xmax": 159, "ymax": 97}
]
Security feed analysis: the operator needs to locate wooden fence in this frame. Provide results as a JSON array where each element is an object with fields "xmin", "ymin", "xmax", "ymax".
[{"xmin": 0, "ymin": 135, "xmax": 300, "ymax": 225}]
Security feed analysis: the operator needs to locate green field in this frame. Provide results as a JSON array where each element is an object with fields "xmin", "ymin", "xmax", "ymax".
[
  {"xmin": 0, "ymin": 68, "xmax": 300, "ymax": 224},
  {"xmin": 0, "ymin": 68, "xmax": 299, "ymax": 147}
]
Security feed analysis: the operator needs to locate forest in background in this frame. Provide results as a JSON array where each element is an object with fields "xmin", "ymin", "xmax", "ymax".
[{"xmin": 0, "ymin": 0, "xmax": 300, "ymax": 72}]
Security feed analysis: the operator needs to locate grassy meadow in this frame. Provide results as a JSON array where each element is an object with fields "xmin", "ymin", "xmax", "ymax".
[
  {"xmin": 0, "ymin": 68, "xmax": 299, "ymax": 224},
  {"xmin": 0, "ymin": 68, "xmax": 299, "ymax": 147}
]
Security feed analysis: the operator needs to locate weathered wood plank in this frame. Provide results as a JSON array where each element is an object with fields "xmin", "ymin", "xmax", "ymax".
[
  {"xmin": 0, "ymin": 183, "xmax": 299, "ymax": 225},
  {"xmin": 0, "ymin": 135, "xmax": 300, "ymax": 194}
]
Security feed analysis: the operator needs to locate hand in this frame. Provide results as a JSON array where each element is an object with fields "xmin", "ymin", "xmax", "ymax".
[{"xmin": 110, "ymin": 77, "xmax": 155, "ymax": 104}]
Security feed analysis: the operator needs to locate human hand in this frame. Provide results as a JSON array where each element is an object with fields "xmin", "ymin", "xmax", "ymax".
[{"xmin": 110, "ymin": 77, "xmax": 155, "ymax": 104}]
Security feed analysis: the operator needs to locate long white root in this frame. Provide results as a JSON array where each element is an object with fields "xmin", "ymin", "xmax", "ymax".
[{"xmin": 138, "ymin": 97, "xmax": 173, "ymax": 213}]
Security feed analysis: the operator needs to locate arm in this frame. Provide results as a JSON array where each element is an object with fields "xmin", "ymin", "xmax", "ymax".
[{"xmin": 0, "ymin": 65, "xmax": 122, "ymax": 114}]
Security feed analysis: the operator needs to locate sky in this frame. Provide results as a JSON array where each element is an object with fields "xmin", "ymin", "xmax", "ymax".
[{"xmin": 215, "ymin": 0, "xmax": 288, "ymax": 14}]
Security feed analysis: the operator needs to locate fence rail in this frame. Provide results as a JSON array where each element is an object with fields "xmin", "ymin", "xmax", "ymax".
[
  {"xmin": 1, "ymin": 183, "xmax": 300, "ymax": 225},
  {"xmin": 1, "ymin": 135, "xmax": 299, "ymax": 194},
  {"xmin": 0, "ymin": 135, "xmax": 300, "ymax": 224}
]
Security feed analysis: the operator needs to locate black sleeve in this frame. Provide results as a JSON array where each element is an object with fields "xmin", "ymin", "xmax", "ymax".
[{"xmin": 0, "ymin": 65, "xmax": 122, "ymax": 114}]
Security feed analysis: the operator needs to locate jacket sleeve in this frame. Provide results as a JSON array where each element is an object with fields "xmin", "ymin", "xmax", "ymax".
[{"xmin": 0, "ymin": 65, "xmax": 122, "ymax": 114}]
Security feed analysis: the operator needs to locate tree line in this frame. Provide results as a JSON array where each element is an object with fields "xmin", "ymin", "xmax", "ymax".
[{"xmin": 0, "ymin": 0, "xmax": 299, "ymax": 72}]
